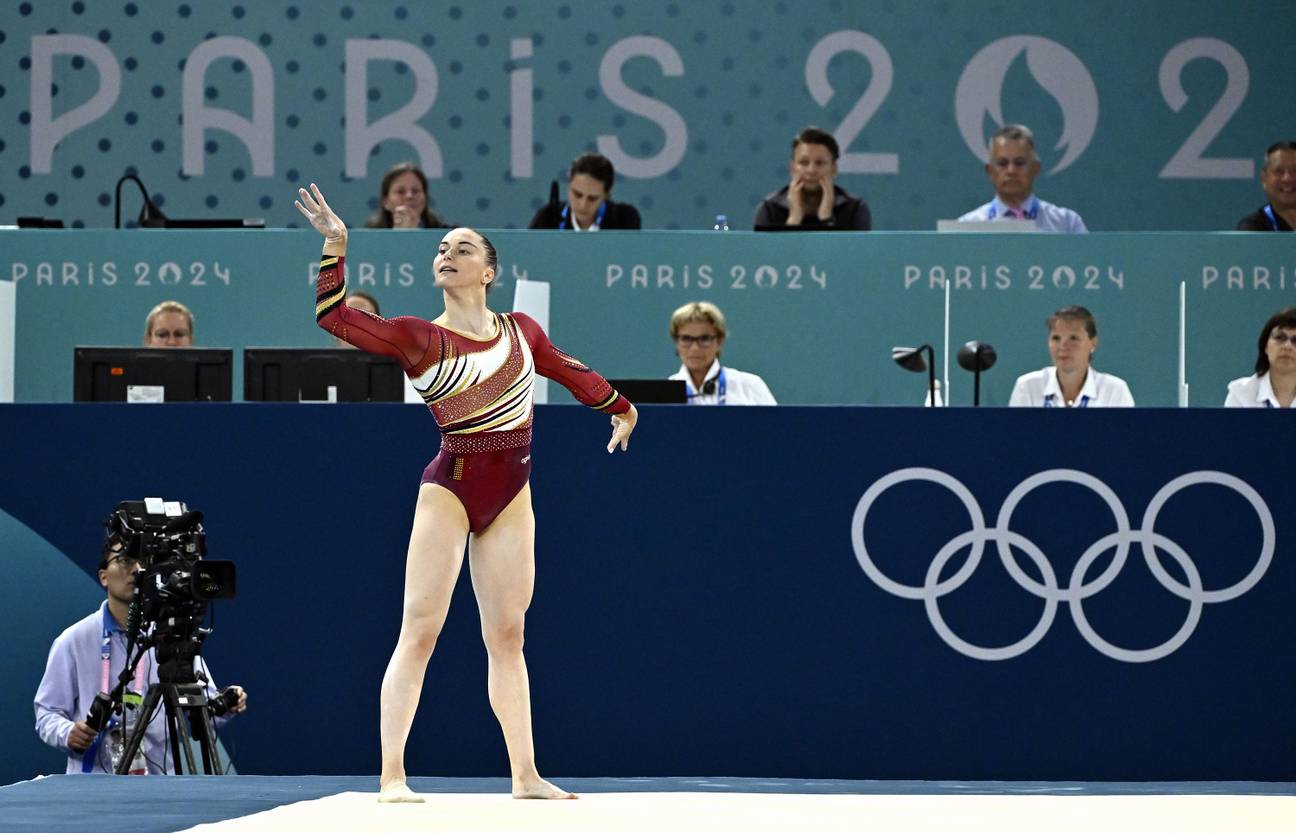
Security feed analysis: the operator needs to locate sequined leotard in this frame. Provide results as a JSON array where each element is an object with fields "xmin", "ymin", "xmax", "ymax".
[{"xmin": 315, "ymin": 255, "xmax": 631, "ymax": 531}]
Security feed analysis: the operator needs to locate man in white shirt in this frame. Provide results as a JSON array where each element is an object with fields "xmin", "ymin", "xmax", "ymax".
[
  {"xmin": 959, "ymin": 124, "xmax": 1088, "ymax": 233},
  {"xmin": 34, "ymin": 534, "xmax": 246, "ymax": 774}
]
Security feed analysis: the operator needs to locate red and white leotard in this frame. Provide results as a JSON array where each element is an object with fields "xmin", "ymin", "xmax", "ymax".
[{"xmin": 315, "ymin": 254, "xmax": 630, "ymax": 529}]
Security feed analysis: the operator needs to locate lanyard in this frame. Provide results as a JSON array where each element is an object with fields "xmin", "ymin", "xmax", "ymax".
[
  {"xmin": 686, "ymin": 367, "xmax": 728, "ymax": 405},
  {"xmin": 84, "ymin": 606, "xmax": 148, "ymax": 773},
  {"xmin": 99, "ymin": 605, "xmax": 148, "ymax": 695},
  {"xmin": 560, "ymin": 200, "xmax": 606, "ymax": 230},
  {"xmin": 1264, "ymin": 204, "xmax": 1282, "ymax": 232},
  {"xmin": 987, "ymin": 195, "xmax": 1039, "ymax": 220},
  {"xmin": 1044, "ymin": 393, "xmax": 1089, "ymax": 408}
]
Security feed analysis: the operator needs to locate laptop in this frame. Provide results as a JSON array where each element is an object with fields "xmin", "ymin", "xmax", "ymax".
[
  {"xmin": 936, "ymin": 219, "xmax": 1039, "ymax": 233},
  {"xmin": 607, "ymin": 379, "xmax": 687, "ymax": 404}
]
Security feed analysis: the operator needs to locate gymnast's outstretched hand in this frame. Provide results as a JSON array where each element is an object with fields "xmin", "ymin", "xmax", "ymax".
[
  {"xmin": 295, "ymin": 183, "xmax": 348, "ymax": 254},
  {"xmin": 607, "ymin": 404, "xmax": 637, "ymax": 453}
]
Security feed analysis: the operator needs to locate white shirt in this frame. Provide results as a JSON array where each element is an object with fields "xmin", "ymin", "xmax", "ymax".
[
  {"xmin": 34, "ymin": 601, "xmax": 228, "ymax": 774},
  {"xmin": 670, "ymin": 359, "xmax": 776, "ymax": 405},
  {"xmin": 1225, "ymin": 373, "xmax": 1293, "ymax": 408},
  {"xmin": 958, "ymin": 194, "xmax": 1088, "ymax": 234},
  {"xmin": 1009, "ymin": 367, "xmax": 1134, "ymax": 407}
]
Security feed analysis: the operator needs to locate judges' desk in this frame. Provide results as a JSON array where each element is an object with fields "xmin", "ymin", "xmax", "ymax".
[
  {"xmin": 2, "ymin": 229, "xmax": 1294, "ymax": 405},
  {"xmin": 1, "ymin": 404, "xmax": 1291, "ymax": 783}
]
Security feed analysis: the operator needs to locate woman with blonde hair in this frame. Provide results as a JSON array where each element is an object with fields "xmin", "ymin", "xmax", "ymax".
[
  {"xmin": 143, "ymin": 301, "xmax": 194, "ymax": 347},
  {"xmin": 668, "ymin": 301, "xmax": 776, "ymax": 405}
]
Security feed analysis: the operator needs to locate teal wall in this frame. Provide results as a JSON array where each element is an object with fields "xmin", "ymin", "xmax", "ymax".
[
  {"xmin": 1, "ymin": 2, "xmax": 1294, "ymax": 231},
  {"xmin": 3, "ymin": 228, "xmax": 1294, "ymax": 406}
]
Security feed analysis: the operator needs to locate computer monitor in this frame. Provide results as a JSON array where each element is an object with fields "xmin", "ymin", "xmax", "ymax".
[
  {"xmin": 607, "ymin": 379, "xmax": 687, "ymax": 404},
  {"xmin": 243, "ymin": 348, "xmax": 406, "ymax": 402},
  {"xmin": 73, "ymin": 347, "xmax": 233, "ymax": 402}
]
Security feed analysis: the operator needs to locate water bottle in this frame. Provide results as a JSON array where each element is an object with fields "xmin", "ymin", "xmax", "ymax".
[{"xmin": 712, "ymin": 214, "xmax": 729, "ymax": 231}]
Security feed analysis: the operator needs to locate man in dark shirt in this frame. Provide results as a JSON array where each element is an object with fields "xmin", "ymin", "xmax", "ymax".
[
  {"xmin": 1237, "ymin": 141, "xmax": 1296, "ymax": 231},
  {"xmin": 753, "ymin": 126, "xmax": 871, "ymax": 230}
]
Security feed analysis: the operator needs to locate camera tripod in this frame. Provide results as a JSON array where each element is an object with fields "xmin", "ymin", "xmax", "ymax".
[{"xmin": 114, "ymin": 636, "xmax": 227, "ymax": 775}]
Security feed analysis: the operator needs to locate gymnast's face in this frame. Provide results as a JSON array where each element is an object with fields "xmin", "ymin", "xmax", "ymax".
[{"xmin": 434, "ymin": 228, "xmax": 494, "ymax": 290}]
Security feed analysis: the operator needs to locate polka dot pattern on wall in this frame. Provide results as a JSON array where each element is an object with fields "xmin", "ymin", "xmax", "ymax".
[{"xmin": 0, "ymin": 2, "xmax": 1271, "ymax": 231}]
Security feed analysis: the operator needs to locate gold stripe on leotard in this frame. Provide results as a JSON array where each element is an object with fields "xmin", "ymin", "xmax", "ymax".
[{"xmin": 315, "ymin": 284, "xmax": 347, "ymax": 318}]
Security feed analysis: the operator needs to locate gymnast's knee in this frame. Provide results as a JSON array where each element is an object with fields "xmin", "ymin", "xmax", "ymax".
[
  {"xmin": 397, "ymin": 614, "xmax": 444, "ymax": 658},
  {"xmin": 481, "ymin": 619, "xmax": 525, "ymax": 656}
]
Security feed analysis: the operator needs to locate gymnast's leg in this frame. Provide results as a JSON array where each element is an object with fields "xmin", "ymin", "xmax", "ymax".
[
  {"xmin": 468, "ymin": 483, "xmax": 575, "ymax": 799},
  {"xmin": 377, "ymin": 483, "xmax": 470, "ymax": 802}
]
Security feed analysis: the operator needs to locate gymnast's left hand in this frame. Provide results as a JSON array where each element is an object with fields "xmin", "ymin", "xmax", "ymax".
[{"xmin": 607, "ymin": 404, "xmax": 637, "ymax": 453}]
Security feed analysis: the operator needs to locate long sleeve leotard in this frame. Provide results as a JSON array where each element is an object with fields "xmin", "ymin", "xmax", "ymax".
[{"xmin": 315, "ymin": 255, "xmax": 630, "ymax": 453}]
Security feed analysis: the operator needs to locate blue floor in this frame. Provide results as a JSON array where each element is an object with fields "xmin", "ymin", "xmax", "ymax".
[{"xmin": 1, "ymin": 775, "xmax": 1293, "ymax": 833}]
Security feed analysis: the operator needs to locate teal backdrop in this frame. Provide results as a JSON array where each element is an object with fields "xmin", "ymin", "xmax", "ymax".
[
  {"xmin": 1, "ymin": 2, "xmax": 1295, "ymax": 231},
  {"xmin": 2, "ymin": 228, "xmax": 1295, "ymax": 406}
]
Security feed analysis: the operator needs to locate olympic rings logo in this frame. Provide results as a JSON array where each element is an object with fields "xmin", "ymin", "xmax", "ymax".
[{"xmin": 849, "ymin": 468, "xmax": 1275, "ymax": 663}]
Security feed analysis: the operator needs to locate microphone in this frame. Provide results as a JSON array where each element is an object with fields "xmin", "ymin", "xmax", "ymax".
[{"xmin": 548, "ymin": 179, "xmax": 559, "ymax": 207}]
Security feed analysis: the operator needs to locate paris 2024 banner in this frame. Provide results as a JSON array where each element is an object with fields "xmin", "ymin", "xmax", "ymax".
[{"xmin": 0, "ymin": 2, "xmax": 1293, "ymax": 231}]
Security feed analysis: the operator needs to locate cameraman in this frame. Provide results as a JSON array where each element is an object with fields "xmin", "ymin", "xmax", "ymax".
[{"xmin": 33, "ymin": 536, "xmax": 247, "ymax": 774}]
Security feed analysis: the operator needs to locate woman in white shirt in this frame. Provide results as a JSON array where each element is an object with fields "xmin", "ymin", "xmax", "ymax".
[
  {"xmin": 1225, "ymin": 306, "xmax": 1296, "ymax": 408},
  {"xmin": 668, "ymin": 301, "xmax": 776, "ymax": 405},
  {"xmin": 1009, "ymin": 305, "xmax": 1134, "ymax": 407}
]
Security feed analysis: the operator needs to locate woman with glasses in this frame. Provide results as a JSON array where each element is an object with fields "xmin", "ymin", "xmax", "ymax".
[
  {"xmin": 295, "ymin": 183, "xmax": 636, "ymax": 804},
  {"xmin": 1008, "ymin": 305, "xmax": 1134, "ymax": 407},
  {"xmin": 144, "ymin": 300, "xmax": 194, "ymax": 347},
  {"xmin": 668, "ymin": 301, "xmax": 776, "ymax": 405},
  {"xmin": 1226, "ymin": 306, "xmax": 1296, "ymax": 407}
]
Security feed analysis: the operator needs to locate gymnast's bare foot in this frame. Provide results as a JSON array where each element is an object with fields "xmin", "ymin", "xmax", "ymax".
[
  {"xmin": 512, "ymin": 777, "xmax": 578, "ymax": 799},
  {"xmin": 377, "ymin": 781, "xmax": 425, "ymax": 803}
]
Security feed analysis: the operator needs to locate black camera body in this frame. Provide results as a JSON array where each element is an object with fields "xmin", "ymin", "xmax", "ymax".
[{"xmin": 104, "ymin": 499, "xmax": 236, "ymax": 681}]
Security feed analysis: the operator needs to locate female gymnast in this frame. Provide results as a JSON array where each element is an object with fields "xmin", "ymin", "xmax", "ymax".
[{"xmin": 295, "ymin": 184, "xmax": 637, "ymax": 802}]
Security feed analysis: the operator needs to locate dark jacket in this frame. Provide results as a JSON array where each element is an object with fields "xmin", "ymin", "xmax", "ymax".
[
  {"xmin": 753, "ymin": 185, "xmax": 871, "ymax": 230},
  {"xmin": 528, "ymin": 200, "xmax": 642, "ymax": 230},
  {"xmin": 1237, "ymin": 204, "xmax": 1293, "ymax": 232}
]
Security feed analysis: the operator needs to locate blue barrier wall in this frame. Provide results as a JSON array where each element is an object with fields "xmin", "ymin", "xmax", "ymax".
[
  {"xmin": 2, "ymin": 2, "xmax": 1296, "ymax": 232},
  {"xmin": 4, "ymin": 229, "xmax": 1296, "ymax": 406},
  {"xmin": 1, "ymin": 404, "xmax": 1291, "ymax": 786}
]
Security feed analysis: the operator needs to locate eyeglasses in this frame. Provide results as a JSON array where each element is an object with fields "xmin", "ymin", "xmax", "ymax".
[
  {"xmin": 676, "ymin": 334, "xmax": 718, "ymax": 347},
  {"xmin": 1269, "ymin": 331, "xmax": 1296, "ymax": 344},
  {"xmin": 109, "ymin": 554, "xmax": 140, "ymax": 570}
]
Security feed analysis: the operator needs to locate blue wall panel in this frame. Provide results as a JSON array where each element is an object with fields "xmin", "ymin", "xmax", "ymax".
[{"xmin": 0, "ymin": 404, "xmax": 1291, "ymax": 786}]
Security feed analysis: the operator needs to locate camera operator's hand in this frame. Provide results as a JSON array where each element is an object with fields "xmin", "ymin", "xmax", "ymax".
[
  {"xmin": 227, "ymin": 685, "xmax": 247, "ymax": 715},
  {"xmin": 67, "ymin": 721, "xmax": 97, "ymax": 752}
]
